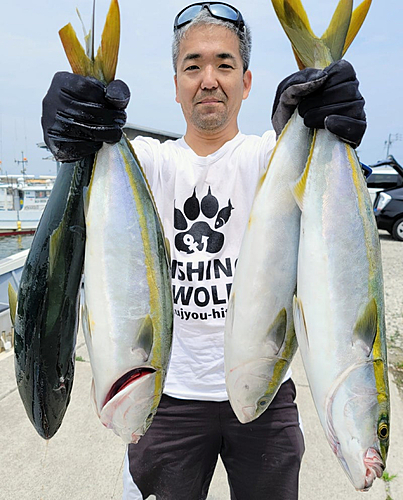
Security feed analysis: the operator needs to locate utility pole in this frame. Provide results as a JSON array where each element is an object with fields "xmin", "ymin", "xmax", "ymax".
[{"xmin": 385, "ymin": 133, "xmax": 402, "ymax": 156}]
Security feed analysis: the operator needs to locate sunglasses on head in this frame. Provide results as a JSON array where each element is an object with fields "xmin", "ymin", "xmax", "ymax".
[{"xmin": 174, "ymin": 2, "xmax": 245, "ymax": 32}]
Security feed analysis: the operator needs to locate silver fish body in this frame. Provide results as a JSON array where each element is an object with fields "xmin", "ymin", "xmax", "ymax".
[
  {"xmin": 81, "ymin": 137, "xmax": 173, "ymax": 444},
  {"xmin": 224, "ymin": 112, "xmax": 310, "ymax": 423},
  {"xmin": 293, "ymin": 130, "xmax": 390, "ymax": 491}
]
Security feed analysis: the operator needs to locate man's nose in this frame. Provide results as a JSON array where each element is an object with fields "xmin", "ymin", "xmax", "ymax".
[{"xmin": 201, "ymin": 66, "xmax": 218, "ymax": 90}]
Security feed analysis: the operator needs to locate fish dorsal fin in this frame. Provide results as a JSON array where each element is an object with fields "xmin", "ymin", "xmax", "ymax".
[
  {"xmin": 136, "ymin": 314, "xmax": 154, "ymax": 359},
  {"xmin": 321, "ymin": 0, "xmax": 353, "ymax": 62},
  {"xmin": 293, "ymin": 296, "xmax": 309, "ymax": 347},
  {"xmin": 342, "ymin": 0, "xmax": 372, "ymax": 56},
  {"xmin": 76, "ymin": 6, "xmax": 93, "ymax": 59},
  {"xmin": 8, "ymin": 282, "xmax": 17, "ymax": 326},
  {"xmin": 353, "ymin": 298, "xmax": 378, "ymax": 356},
  {"xmin": 94, "ymin": 0, "xmax": 120, "ymax": 84},
  {"xmin": 266, "ymin": 308, "xmax": 287, "ymax": 356}
]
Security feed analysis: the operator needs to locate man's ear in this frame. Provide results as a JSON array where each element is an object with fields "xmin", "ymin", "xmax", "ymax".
[
  {"xmin": 174, "ymin": 74, "xmax": 180, "ymax": 103},
  {"xmin": 243, "ymin": 70, "xmax": 252, "ymax": 100}
]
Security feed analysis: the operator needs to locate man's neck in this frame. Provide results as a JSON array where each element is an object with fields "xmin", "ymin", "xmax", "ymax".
[{"xmin": 184, "ymin": 126, "xmax": 239, "ymax": 157}]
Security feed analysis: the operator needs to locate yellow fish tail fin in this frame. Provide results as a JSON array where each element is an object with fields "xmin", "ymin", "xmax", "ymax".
[
  {"xmin": 272, "ymin": 0, "xmax": 331, "ymax": 68},
  {"xmin": 59, "ymin": 23, "xmax": 92, "ymax": 76},
  {"xmin": 272, "ymin": 0, "xmax": 315, "ymax": 37},
  {"xmin": 321, "ymin": 0, "xmax": 353, "ymax": 62},
  {"xmin": 59, "ymin": 0, "xmax": 120, "ymax": 84},
  {"xmin": 272, "ymin": 0, "xmax": 371, "ymax": 69},
  {"xmin": 292, "ymin": 47, "xmax": 305, "ymax": 70},
  {"xmin": 94, "ymin": 0, "xmax": 120, "ymax": 84},
  {"xmin": 343, "ymin": 0, "xmax": 372, "ymax": 56}
]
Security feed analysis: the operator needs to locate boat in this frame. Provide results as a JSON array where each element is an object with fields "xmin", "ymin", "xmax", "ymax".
[
  {"xmin": 0, "ymin": 176, "xmax": 55, "ymax": 236},
  {"xmin": 0, "ymin": 249, "xmax": 28, "ymax": 352}
]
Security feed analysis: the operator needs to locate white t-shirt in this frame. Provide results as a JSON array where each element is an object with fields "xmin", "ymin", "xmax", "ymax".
[{"xmin": 132, "ymin": 130, "xmax": 277, "ymax": 401}]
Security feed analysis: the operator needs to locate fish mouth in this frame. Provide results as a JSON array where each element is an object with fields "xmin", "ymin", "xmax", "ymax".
[
  {"xmin": 240, "ymin": 405, "xmax": 257, "ymax": 423},
  {"xmin": 103, "ymin": 367, "xmax": 156, "ymax": 408},
  {"xmin": 360, "ymin": 448, "xmax": 384, "ymax": 491}
]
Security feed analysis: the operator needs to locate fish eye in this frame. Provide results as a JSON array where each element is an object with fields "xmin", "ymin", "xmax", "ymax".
[
  {"xmin": 378, "ymin": 423, "xmax": 389, "ymax": 440},
  {"xmin": 258, "ymin": 398, "xmax": 268, "ymax": 407}
]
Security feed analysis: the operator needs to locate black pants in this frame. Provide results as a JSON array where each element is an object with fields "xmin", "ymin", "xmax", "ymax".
[{"xmin": 126, "ymin": 379, "xmax": 305, "ymax": 500}]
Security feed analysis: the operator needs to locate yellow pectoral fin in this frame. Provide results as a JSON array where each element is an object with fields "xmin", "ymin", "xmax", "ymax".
[
  {"xmin": 353, "ymin": 298, "xmax": 378, "ymax": 357},
  {"xmin": 136, "ymin": 314, "xmax": 154, "ymax": 360},
  {"xmin": 342, "ymin": 0, "xmax": 372, "ymax": 56},
  {"xmin": 49, "ymin": 221, "xmax": 65, "ymax": 276},
  {"xmin": 8, "ymin": 282, "xmax": 17, "ymax": 326},
  {"xmin": 321, "ymin": 0, "xmax": 352, "ymax": 62},
  {"xmin": 266, "ymin": 308, "xmax": 288, "ymax": 356}
]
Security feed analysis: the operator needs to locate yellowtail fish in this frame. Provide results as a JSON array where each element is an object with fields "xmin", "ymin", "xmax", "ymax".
[
  {"xmin": 224, "ymin": 110, "xmax": 310, "ymax": 423},
  {"xmin": 9, "ymin": 157, "xmax": 92, "ymax": 439},
  {"xmin": 272, "ymin": 0, "xmax": 389, "ymax": 490},
  {"xmin": 60, "ymin": 0, "xmax": 173, "ymax": 444}
]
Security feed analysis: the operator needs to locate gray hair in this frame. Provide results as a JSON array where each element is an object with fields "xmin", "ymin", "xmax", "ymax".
[{"xmin": 172, "ymin": 9, "xmax": 252, "ymax": 74}]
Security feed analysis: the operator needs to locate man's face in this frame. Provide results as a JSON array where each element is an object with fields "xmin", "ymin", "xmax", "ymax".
[{"xmin": 174, "ymin": 24, "xmax": 252, "ymax": 135}]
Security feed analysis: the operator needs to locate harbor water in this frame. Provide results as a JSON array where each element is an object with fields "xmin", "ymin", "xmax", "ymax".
[{"xmin": 0, "ymin": 234, "xmax": 34, "ymax": 260}]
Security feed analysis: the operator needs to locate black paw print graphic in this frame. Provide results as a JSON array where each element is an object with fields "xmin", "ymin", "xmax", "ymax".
[{"xmin": 174, "ymin": 187, "xmax": 234, "ymax": 254}]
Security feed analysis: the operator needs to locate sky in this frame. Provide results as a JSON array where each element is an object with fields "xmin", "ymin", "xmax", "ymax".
[{"xmin": 0, "ymin": 0, "xmax": 402, "ymax": 176}]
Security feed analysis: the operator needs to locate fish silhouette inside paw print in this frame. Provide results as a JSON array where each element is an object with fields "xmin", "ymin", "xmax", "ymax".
[{"xmin": 174, "ymin": 187, "xmax": 234, "ymax": 254}]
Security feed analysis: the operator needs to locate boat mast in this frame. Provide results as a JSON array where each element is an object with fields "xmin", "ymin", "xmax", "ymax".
[{"xmin": 15, "ymin": 151, "xmax": 28, "ymax": 183}]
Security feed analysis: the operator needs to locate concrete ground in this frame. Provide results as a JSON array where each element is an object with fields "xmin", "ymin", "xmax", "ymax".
[{"xmin": 1, "ymin": 336, "xmax": 402, "ymax": 500}]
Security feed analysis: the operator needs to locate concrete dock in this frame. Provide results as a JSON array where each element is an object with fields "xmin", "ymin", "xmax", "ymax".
[{"xmin": 1, "ymin": 336, "xmax": 402, "ymax": 500}]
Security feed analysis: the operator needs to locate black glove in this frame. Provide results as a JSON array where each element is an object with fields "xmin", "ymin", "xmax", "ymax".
[
  {"xmin": 271, "ymin": 60, "xmax": 366, "ymax": 148},
  {"xmin": 42, "ymin": 72, "xmax": 130, "ymax": 162}
]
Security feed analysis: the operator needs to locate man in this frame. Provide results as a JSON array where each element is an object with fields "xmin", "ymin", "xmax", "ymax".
[{"xmin": 42, "ymin": 3, "xmax": 366, "ymax": 499}]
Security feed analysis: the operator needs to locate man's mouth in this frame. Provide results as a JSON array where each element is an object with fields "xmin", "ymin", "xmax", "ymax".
[{"xmin": 198, "ymin": 99, "xmax": 222, "ymax": 104}]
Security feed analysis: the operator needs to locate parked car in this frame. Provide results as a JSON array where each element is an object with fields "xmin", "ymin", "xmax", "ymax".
[
  {"xmin": 366, "ymin": 166, "xmax": 402, "ymax": 204},
  {"xmin": 365, "ymin": 156, "xmax": 403, "ymax": 241},
  {"xmin": 374, "ymin": 187, "xmax": 403, "ymax": 241}
]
